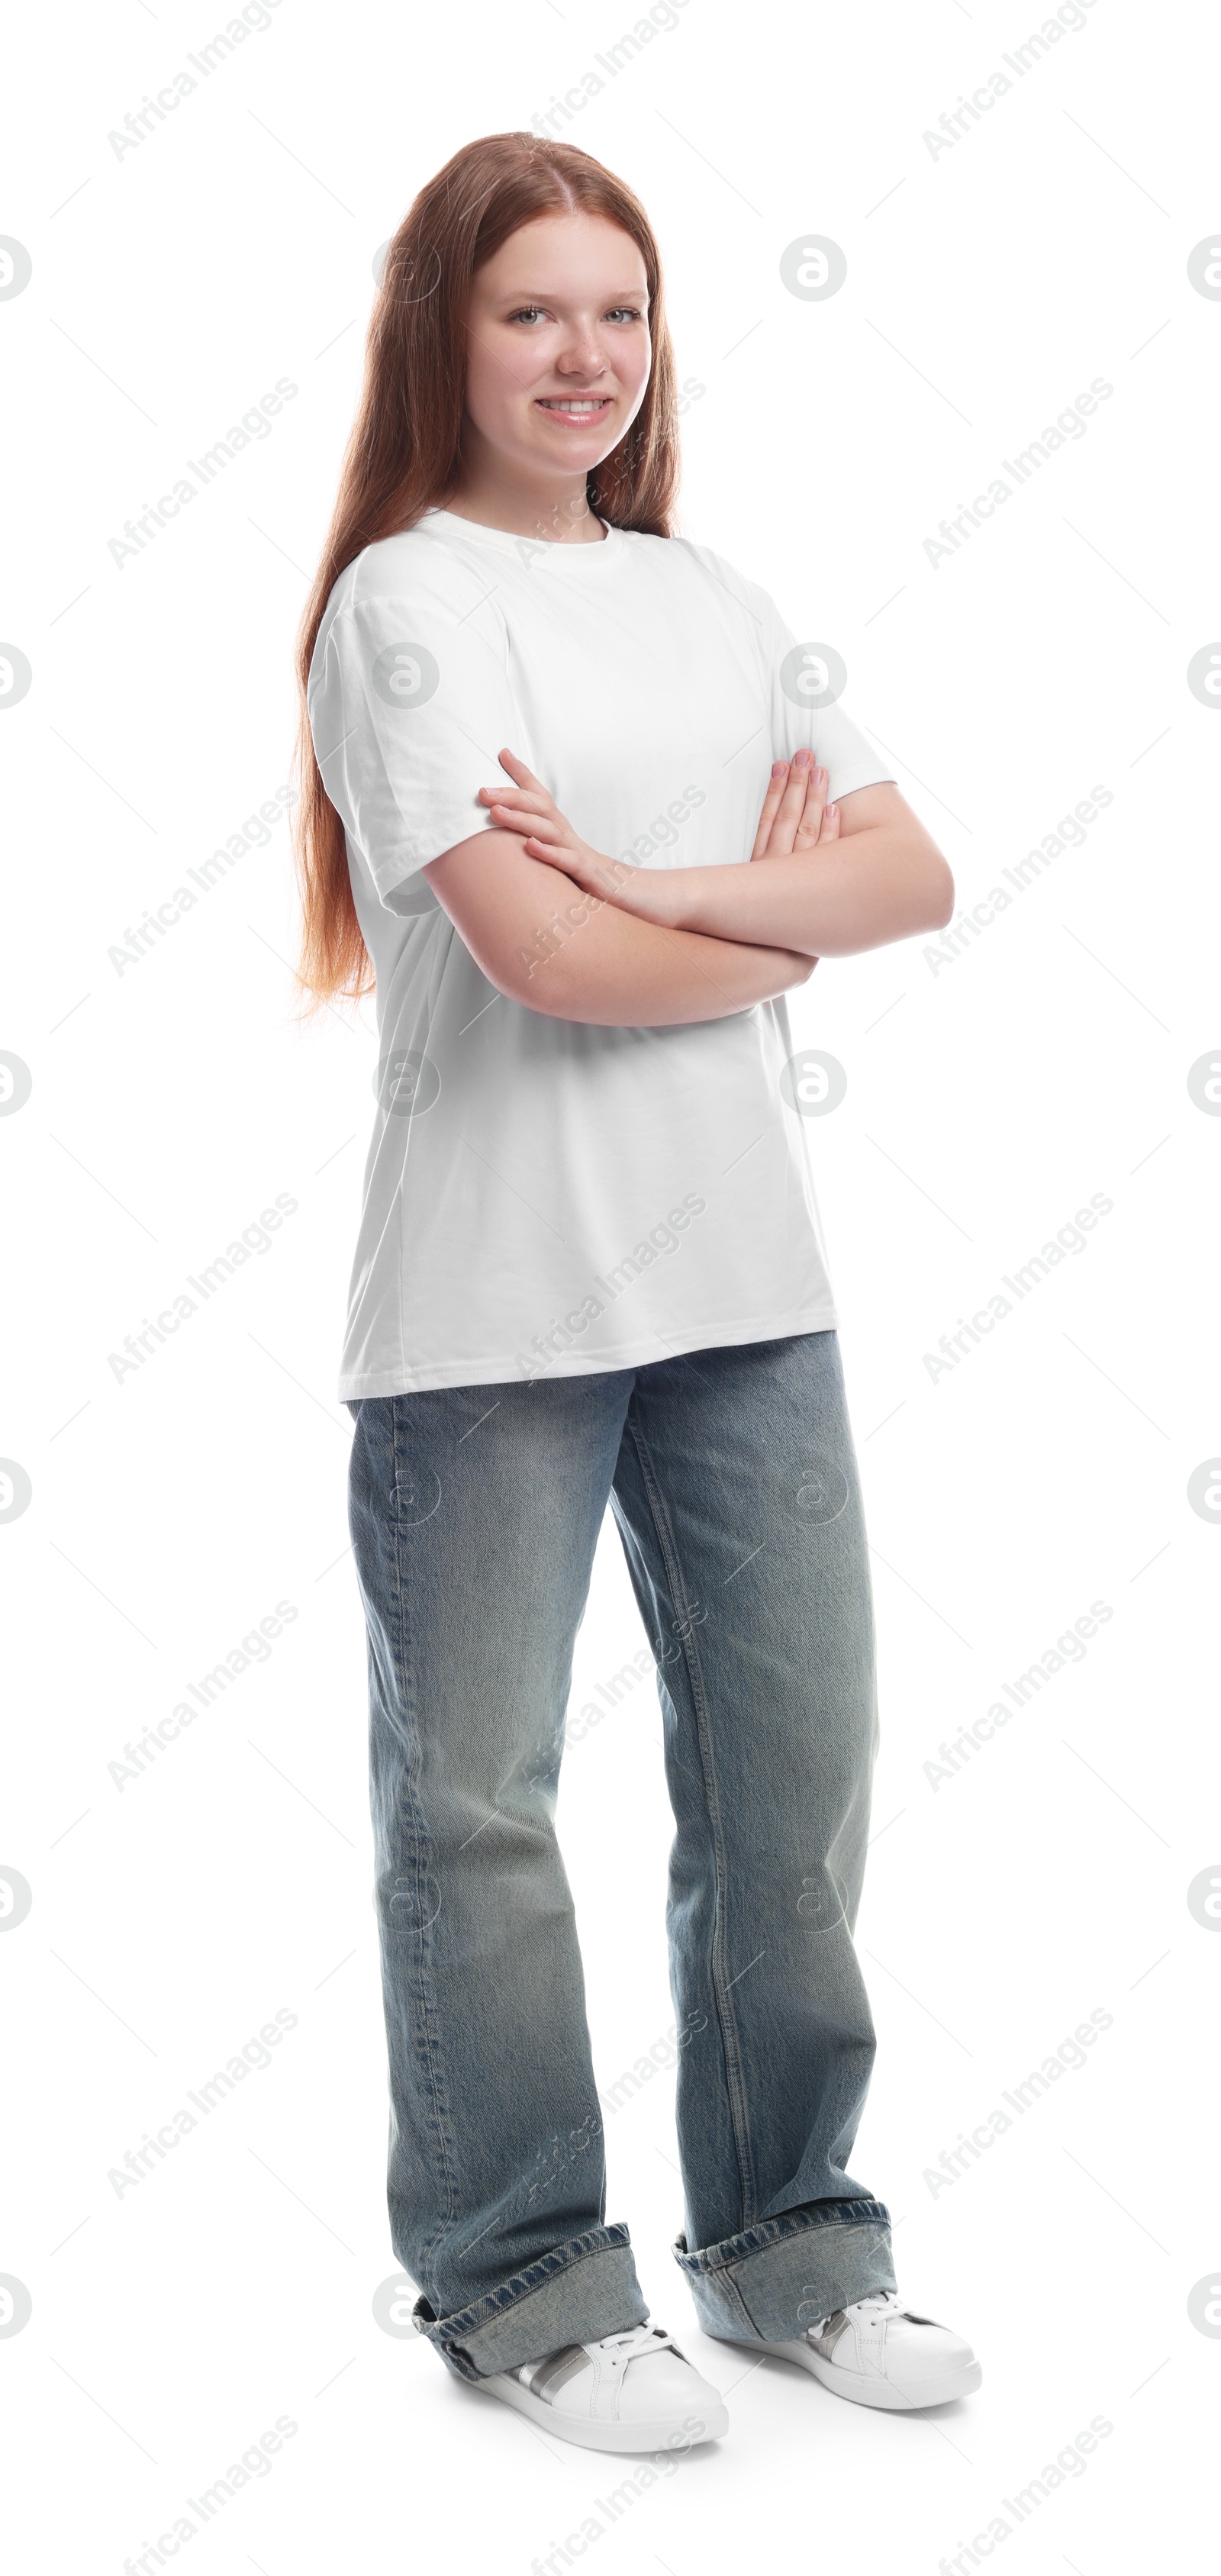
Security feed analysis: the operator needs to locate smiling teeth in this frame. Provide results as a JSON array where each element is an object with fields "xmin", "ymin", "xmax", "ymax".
[{"xmin": 540, "ymin": 400, "xmax": 605, "ymax": 410}]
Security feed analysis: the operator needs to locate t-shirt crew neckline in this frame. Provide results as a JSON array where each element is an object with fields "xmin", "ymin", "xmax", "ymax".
[{"xmin": 420, "ymin": 506, "xmax": 624, "ymax": 559}]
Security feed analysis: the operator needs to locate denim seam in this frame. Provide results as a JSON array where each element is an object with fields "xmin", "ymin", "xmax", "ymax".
[
  {"xmin": 702, "ymin": 2267, "xmax": 757, "ymax": 2336},
  {"xmin": 675, "ymin": 2199, "xmax": 893, "ymax": 2273},
  {"xmin": 620, "ymin": 1406, "xmax": 759, "ymax": 2229},
  {"xmin": 388, "ymin": 1393, "xmax": 459, "ymax": 2294}
]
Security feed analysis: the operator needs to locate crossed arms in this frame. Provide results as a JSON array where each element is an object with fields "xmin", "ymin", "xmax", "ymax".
[{"xmin": 422, "ymin": 748, "xmax": 955, "ymax": 1028}]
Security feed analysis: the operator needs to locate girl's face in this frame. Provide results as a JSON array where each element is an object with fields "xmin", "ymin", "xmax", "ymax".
[{"xmin": 460, "ymin": 213, "xmax": 652, "ymax": 502}]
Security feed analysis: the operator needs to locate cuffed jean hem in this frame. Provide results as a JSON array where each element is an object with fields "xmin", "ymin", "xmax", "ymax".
[
  {"xmin": 410, "ymin": 2223, "xmax": 650, "ymax": 2383},
  {"xmin": 672, "ymin": 2198, "xmax": 896, "ymax": 2344}
]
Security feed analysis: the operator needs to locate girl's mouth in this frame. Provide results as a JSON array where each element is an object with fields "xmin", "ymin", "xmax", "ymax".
[{"xmin": 534, "ymin": 397, "xmax": 612, "ymax": 421}]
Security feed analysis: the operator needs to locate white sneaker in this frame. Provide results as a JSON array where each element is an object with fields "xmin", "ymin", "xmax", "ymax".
[
  {"xmin": 475, "ymin": 2322, "xmax": 730, "ymax": 2454},
  {"xmin": 736, "ymin": 2290, "xmax": 981, "ymax": 2410}
]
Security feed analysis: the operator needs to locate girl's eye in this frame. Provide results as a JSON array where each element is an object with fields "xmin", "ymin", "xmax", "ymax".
[{"xmin": 507, "ymin": 305, "xmax": 645, "ymax": 324}]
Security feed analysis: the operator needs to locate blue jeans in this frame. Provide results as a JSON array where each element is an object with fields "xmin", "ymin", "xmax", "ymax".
[{"xmin": 346, "ymin": 1329, "xmax": 896, "ymax": 2383}]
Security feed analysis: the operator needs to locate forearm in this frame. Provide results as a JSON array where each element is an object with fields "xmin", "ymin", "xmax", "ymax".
[
  {"xmin": 601, "ymin": 830, "xmax": 955, "ymax": 958},
  {"xmin": 515, "ymin": 880, "xmax": 813, "ymax": 1024},
  {"xmin": 424, "ymin": 829, "xmax": 812, "ymax": 1027}
]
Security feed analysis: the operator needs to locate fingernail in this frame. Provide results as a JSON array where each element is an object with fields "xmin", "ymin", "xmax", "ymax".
[
  {"xmin": 794, "ymin": 747, "xmax": 811, "ymax": 767},
  {"xmin": 772, "ymin": 761, "xmax": 788, "ymax": 778}
]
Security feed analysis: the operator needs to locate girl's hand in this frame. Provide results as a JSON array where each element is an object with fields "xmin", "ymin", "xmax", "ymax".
[
  {"xmin": 478, "ymin": 750, "xmax": 623, "ymax": 900},
  {"xmin": 750, "ymin": 749, "xmax": 841, "ymax": 859},
  {"xmin": 480, "ymin": 748, "xmax": 688, "ymax": 924}
]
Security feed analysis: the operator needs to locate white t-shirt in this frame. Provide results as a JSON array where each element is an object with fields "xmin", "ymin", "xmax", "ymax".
[{"xmin": 308, "ymin": 509, "xmax": 894, "ymax": 1399}]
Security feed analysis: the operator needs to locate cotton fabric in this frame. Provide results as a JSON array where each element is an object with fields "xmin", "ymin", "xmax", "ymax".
[{"xmin": 308, "ymin": 509, "xmax": 894, "ymax": 1398}]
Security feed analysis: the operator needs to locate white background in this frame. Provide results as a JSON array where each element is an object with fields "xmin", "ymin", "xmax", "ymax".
[{"xmin": 2, "ymin": 0, "xmax": 1218, "ymax": 2567}]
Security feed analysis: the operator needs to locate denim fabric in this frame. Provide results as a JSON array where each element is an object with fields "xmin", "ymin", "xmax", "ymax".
[{"xmin": 346, "ymin": 1330, "xmax": 895, "ymax": 2381}]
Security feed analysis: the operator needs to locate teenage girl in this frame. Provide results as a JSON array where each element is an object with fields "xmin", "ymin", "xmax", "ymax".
[{"xmin": 295, "ymin": 130, "xmax": 981, "ymax": 2455}]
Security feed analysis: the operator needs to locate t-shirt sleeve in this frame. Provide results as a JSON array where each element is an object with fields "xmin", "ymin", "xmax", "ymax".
[
  {"xmin": 307, "ymin": 574, "xmax": 524, "ymax": 901},
  {"xmin": 746, "ymin": 577, "xmax": 896, "ymax": 804}
]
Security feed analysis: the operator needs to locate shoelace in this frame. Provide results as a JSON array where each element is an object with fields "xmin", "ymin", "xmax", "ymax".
[
  {"xmin": 807, "ymin": 2290, "xmax": 899, "ymax": 2339},
  {"xmin": 583, "ymin": 2324, "xmax": 677, "ymax": 2363},
  {"xmin": 516, "ymin": 2323, "xmax": 675, "ymax": 2397}
]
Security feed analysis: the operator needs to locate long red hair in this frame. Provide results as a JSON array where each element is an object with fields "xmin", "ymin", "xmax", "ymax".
[{"xmin": 292, "ymin": 131, "xmax": 680, "ymax": 1008}]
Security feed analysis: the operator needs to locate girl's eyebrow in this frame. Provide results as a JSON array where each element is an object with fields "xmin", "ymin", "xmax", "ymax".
[{"xmin": 493, "ymin": 286, "xmax": 650, "ymax": 302}]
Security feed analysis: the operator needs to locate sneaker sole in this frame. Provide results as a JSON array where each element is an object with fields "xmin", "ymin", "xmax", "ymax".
[
  {"xmin": 747, "ymin": 2336, "xmax": 982, "ymax": 2410},
  {"xmin": 474, "ymin": 2369, "xmax": 730, "ymax": 2453}
]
